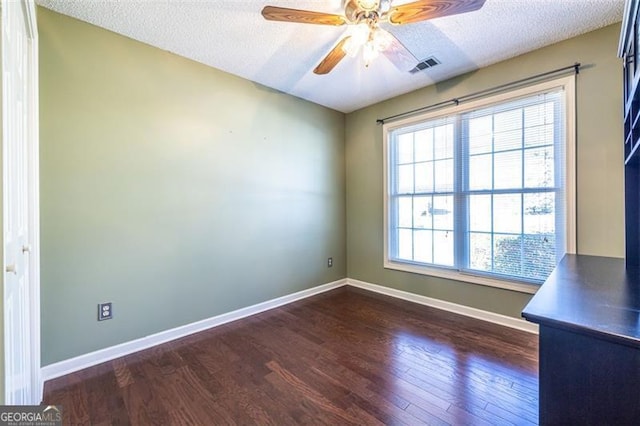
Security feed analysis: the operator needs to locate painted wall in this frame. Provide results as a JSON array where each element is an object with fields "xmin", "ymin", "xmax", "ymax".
[
  {"xmin": 38, "ymin": 8, "xmax": 346, "ymax": 366},
  {"xmin": 345, "ymin": 24, "xmax": 623, "ymax": 318}
]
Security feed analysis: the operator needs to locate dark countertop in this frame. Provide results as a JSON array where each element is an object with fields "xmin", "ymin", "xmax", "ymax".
[{"xmin": 522, "ymin": 254, "xmax": 640, "ymax": 348}]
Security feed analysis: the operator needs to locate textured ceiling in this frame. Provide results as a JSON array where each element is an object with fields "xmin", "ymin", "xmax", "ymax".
[{"xmin": 37, "ymin": 0, "xmax": 624, "ymax": 113}]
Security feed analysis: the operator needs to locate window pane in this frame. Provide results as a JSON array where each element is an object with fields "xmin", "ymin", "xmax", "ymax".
[
  {"xmin": 415, "ymin": 129, "xmax": 433, "ymax": 162},
  {"xmin": 469, "ymin": 232, "xmax": 491, "ymax": 271},
  {"xmin": 433, "ymin": 195, "xmax": 454, "ymax": 230},
  {"xmin": 469, "ymin": 133, "xmax": 492, "ymax": 155},
  {"xmin": 524, "ymin": 102, "xmax": 554, "ymax": 128},
  {"xmin": 494, "ymin": 150, "xmax": 522, "ymax": 190},
  {"xmin": 398, "ymin": 228, "xmax": 412, "ymax": 260},
  {"xmin": 469, "ymin": 154, "xmax": 492, "ymax": 190},
  {"xmin": 434, "ymin": 159, "xmax": 454, "ymax": 192},
  {"xmin": 493, "ymin": 234, "xmax": 522, "ymax": 275},
  {"xmin": 434, "ymin": 124, "xmax": 454, "ymax": 159},
  {"xmin": 414, "ymin": 230, "xmax": 433, "ymax": 263},
  {"xmin": 433, "ymin": 230, "xmax": 454, "ymax": 266},
  {"xmin": 469, "ymin": 194, "xmax": 492, "ymax": 232},
  {"xmin": 398, "ymin": 196, "xmax": 413, "ymax": 228},
  {"xmin": 493, "ymin": 194, "xmax": 522, "ymax": 234},
  {"xmin": 413, "ymin": 196, "xmax": 432, "ymax": 229},
  {"xmin": 397, "ymin": 133, "xmax": 414, "ymax": 164},
  {"xmin": 398, "ymin": 164, "xmax": 414, "ymax": 193},
  {"xmin": 414, "ymin": 162, "xmax": 434, "ymax": 193},
  {"xmin": 522, "ymin": 234, "xmax": 555, "ymax": 280},
  {"xmin": 469, "ymin": 115, "xmax": 493, "ymax": 155},
  {"xmin": 524, "ymin": 147, "xmax": 554, "ymax": 188},
  {"xmin": 524, "ymin": 193, "xmax": 555, "ymax": 234},
  {"xmin": 494, "ymin": 108, "xmax": 522, "ymax": 132},
  {"xmin": 524, "ymin": 124, "xmax": 553, "ymax": 148},
  {"xmin": 494, "ymin": 129, "xmax": 521, "ymax": 152}
]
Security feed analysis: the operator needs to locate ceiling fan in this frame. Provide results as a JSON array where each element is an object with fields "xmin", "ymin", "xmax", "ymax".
[{"xmin": 261, "ymin": 0, "xmax": 486, "ymax": 75}]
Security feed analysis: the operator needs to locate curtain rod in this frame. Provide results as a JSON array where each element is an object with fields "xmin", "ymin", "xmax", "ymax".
[{"xmin": 376, "ymin": 62, "xmax": 581, "ymax": 125}]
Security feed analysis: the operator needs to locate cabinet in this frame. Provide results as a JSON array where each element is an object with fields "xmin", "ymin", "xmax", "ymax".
[{"xmin": 522, "ymin": 255, "xmax": 640, "ymax": 425}]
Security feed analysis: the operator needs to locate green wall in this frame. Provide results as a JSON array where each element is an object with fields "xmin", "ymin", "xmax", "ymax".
[
  {"xmin": 38, "ymin": 8, "xmax": 346, "ymax": 366},
  {"xmin": 345, "ymin": 24, "xmax": 623, "ymax": 318}
]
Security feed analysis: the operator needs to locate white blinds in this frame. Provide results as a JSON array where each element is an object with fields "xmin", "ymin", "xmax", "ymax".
[{"xmin": 459, "ymin": 90, "xmax": 566, "ymax": 282}]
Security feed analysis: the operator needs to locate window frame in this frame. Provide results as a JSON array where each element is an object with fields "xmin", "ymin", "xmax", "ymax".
[{"xmin": 382, "ymin": 75, "xmax": 576, "ymax": 294}]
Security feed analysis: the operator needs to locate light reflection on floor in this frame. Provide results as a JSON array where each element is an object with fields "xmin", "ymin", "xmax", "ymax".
[{"xmin": 390, "ymin": 329, "xmax": 539, "ymax": 424}]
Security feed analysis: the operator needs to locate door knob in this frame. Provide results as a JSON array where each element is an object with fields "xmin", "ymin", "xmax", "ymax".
[
  {"xmin": 22, "ymin": 245, "xmax": 31, "ymax": 253},
  {"xmin": 5, "ymin": 264, "xmax": 17, "ymax": 274}
]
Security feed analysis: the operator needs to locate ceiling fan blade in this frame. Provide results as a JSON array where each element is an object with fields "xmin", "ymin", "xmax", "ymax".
[
  {"xmin": 381, "ymin": 31, "xmax": 418, "ymax": 72},
  {"xmin": 388, "ymin": 0, "xmax": 486, "ymax": 25},
  {"xmin": 314, "ymin": 36, "xmax": 351, "ymax": 75},
  {"xmin": 262, "ymin": 6, "xmax": 346, "ymax": 26}
]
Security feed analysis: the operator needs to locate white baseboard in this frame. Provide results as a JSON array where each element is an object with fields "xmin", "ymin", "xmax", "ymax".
[
  {"xmin": 346, "ymin": 278, "xmax": 539, "ymax": 334},
  {"xmin": 40, "ymin": 276, "xmax": 537, "ymax": 388},
  {"xmin": 40, "ymin": 279, "xmax": 347, "ymax": 383}
]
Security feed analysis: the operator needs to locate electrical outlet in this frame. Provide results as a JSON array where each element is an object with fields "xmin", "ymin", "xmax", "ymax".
[
  {"xmin": 328, "ymin": 257, "xmax": 333, "ymax": 268},
  {"xmin": 98, "ymin": 302, "xmax": 113, "ymax": 321}
]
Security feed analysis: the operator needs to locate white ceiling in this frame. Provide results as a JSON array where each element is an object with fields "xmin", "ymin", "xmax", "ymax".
[{"xmin": 37, "ymin": 0, "xmax": 624, "ymax": 113}]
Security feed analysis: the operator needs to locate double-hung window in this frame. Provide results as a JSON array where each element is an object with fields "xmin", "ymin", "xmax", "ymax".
[{"xmin": 383, "ymin": 76, "xmax": 575, "ymax": 292}]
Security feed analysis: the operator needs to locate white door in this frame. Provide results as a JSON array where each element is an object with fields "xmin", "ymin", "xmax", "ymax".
[{"xmin": 2, "ymin": 0, "xmax": 40, "ymax": 405}]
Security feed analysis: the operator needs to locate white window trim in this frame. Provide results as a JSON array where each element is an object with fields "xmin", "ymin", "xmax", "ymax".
[{"xmin": 382, "ymin": 75, "xmax": 577, "ymax": 295}]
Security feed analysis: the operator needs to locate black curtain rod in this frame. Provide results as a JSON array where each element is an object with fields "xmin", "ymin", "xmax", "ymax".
[{"xmin": 376, "ymin": 62, "xmax": 581, "ymax": 125}]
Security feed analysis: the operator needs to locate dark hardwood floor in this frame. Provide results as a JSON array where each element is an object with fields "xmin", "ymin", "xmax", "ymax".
[{"xmin": 43, "ymin": 286, "xmax": 539, "ymax": 425}]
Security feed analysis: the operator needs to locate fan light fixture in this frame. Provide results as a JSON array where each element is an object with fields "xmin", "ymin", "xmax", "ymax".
[
  {"xmin": 261, "ymin": 0, "xmax": 487, "ymax": 74},
  {"xmin": 344, "ymin": 24, "xmax": 393, "ymax": 67},
  {"xmin": 343, "ymin": 0, "xmax": 393, "ymax": 68}
]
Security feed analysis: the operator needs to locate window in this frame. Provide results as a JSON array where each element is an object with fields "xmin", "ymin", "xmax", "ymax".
[{"xmin": 383, "ymin": 77, "xmax": 575, "ymax": 292}]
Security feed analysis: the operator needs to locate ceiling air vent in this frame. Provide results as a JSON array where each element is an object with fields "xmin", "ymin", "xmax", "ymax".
[{"xmin": 410, "ymin": 56, "xmax": 441, "ymax": 74}]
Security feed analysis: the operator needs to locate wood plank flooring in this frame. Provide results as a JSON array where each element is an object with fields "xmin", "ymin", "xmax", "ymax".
[{"xmin": 43, "ymin": 286, "xmax": 539, "ymax": 425}]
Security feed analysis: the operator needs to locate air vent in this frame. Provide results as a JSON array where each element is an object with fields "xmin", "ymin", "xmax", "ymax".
[{"xmin": 410, "ymin": 56, "xmax": 441, "ymax": 74}]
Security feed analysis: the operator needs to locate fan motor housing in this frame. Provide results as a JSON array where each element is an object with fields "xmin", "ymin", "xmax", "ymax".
[{"xmin": 344, "ymin": 0, "xmax": 390, "ymax": 22}]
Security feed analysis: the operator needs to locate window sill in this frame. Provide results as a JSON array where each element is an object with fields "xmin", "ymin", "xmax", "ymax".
[{"xmin": 383, "ymin": 260, "xmax": 540, "ymax": 294}]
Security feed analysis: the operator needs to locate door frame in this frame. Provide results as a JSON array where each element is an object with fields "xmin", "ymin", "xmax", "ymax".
[{"xmin": 24, "ymin": 0, "xmax": 41, "ymax": 404}]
